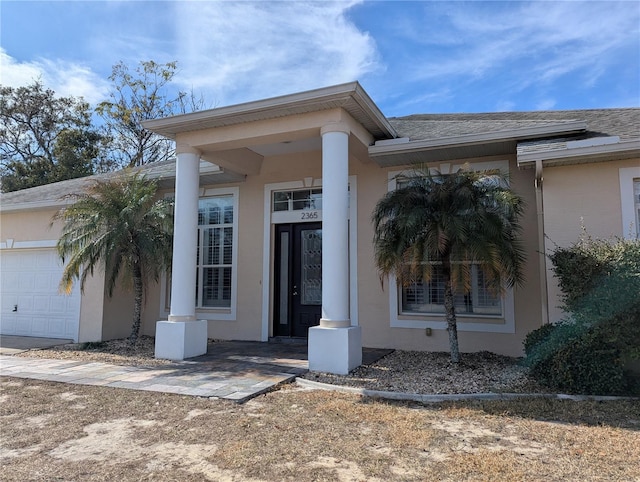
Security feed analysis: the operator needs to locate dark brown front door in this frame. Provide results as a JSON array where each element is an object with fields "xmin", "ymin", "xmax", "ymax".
[{"xmin": 274, "ymin": 223, "xmax": 322, "ymax": 337}]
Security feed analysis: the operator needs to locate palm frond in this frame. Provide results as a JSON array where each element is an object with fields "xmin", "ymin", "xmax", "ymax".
[{"xmin": 53, "ymin": 172, "xmax": 174, "ymax": 340}]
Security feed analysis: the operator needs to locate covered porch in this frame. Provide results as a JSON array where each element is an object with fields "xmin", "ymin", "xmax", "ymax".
[{"xmin": 143, "ymin": 82, "xmax": 397, "ymax": 374}]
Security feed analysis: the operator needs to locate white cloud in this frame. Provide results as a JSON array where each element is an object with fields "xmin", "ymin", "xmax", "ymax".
[
  {"xmin": 0, "ymin": 49, "xmax": 109, "ymax": 105},
  {"xmin": 404, "ymin": 2, "xmax": 639, "ymax": 94},
  {"xmin": 172, "ymin": 1, "xmax": 380, "ymax": 105}
]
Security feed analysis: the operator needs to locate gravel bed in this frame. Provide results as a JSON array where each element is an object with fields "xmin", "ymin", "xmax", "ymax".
[
  {"xmin": 16, "ymin": 337, "xmax": 543, "ymax": 394},
  {"xmin": 302, "ymin": 350, "xmax": 544, "ymax": 394},
  {"xmin": 15, "ymin": 336, "xmax": 172, "ymax": 367}
]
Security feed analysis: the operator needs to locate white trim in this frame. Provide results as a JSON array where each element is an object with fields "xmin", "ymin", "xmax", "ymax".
[
  {"xmin": 271, "ymin": 210, "xmax": 323, "ymax": 224},
  {"xmin": 260, "ymin": 176, "xmax": 358, "ymax": 341},
  {"xmin": 0, "ymin": 239, "xmax": 58, "ymax": 250},
  {"xmin": 389, "ymin": 274, "xmax": 516, "ymax": 333},
  {"xmin": 369, "ymin": 122, "xmax": 587, "ymax": 157},
  {"xmin": 0, "ymin": 199, "xmax": 70, "ymax": 214},
  {"xmin": 619, "ymin": 167, "xmax": 640, "ymax": 239},
  {"xmin": 143, "ymin": 82, "xmax": 396, "ymax": 140},
  {"xmin": 386, "ymin": 160, "xmax": 515, "ymax": 334},
  {"xmin": 518, "ymin": 139, "xmax": 640, "ymax": 166},
  {"xmin": 159, "ymin": 186, "xmax": 239, "ymax": 321}
]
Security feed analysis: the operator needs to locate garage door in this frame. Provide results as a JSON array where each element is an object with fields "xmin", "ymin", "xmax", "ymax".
[{"xmin": 1, "ymin": 249, "xmax": 81, "ymax": 341}]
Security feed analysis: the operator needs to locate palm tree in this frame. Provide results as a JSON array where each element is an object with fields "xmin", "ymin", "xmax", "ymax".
[
  {"xmin": 54, "ymin": 172, "xmax": 174, "ymax": 343},
  {"xmin": 372, "ymin": 167, "xmax": 526, "ymax": 363}
]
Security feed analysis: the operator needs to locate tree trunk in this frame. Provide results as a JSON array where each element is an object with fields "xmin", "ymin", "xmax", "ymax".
[
  {"xmin": 129, "ymin": 262, "xmax": 143, "ymax": 344},
  {"xmin": 443, "ymin": 266, "xmax": 460, "ymax": 363}
]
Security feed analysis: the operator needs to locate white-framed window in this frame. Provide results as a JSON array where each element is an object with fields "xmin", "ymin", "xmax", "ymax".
[
  {"xmin": 160, "ymin": 186, "xmax": 239, "ymax": 320},
  {"xmin": 273, "ymin": 188, "xmax": 323, "ymax": 212},
  {"xmin": 387, "ymin": 160, "xmax": 515, "ymax": 333},
  {"xmin": 197, "ymin": 196, "xmax": 234, "ymax": 309},
  {"xmin": 401, "ymin": 264, "xmax": 502, "ymax": 316}
]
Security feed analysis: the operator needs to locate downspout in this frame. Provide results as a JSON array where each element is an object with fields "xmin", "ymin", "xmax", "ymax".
[{"xmin": 535, "ymin": 159, "xmax": 550, "ymax": 325}]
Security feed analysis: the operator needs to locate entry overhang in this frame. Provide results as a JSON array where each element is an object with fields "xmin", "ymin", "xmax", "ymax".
[{"xmin": 143, "ymin": 81, "xmax": 397, "ymax": 141}]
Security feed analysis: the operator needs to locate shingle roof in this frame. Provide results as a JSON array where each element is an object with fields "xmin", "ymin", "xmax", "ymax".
[
  {"xmin": 0, "ymin": 170, "xmax": 113, "ymax": 207},
  {"xmin": 389, "ymin": 108, "xmax": 640, "ymax": 154},
  {"xmin": 2, "ymin": 108, "xmax": 637, "ymax": 209},
  {"xmin": 0, "ymin": 159, "xmax": 245, "ymax": 210}
]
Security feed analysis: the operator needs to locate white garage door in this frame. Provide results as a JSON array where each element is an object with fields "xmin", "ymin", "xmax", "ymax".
[{"xmin": 1, "ymin": 249, "xmax": 80, "ymax": 341}]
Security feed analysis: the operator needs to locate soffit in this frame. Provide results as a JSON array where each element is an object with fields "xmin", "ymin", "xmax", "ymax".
[{"xmin": 368, "ymin": 122, "xmax": 587, "ymax": 168}]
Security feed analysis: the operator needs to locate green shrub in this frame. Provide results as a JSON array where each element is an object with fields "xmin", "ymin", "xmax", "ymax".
[
  {"xmin": 523, "ymin": 323, "xmax": 557, "ymax": 357},
  {"xmin": 525, "ymin": 235, "xmax": 640, "ymax": 395},
  {"xmin": 528, "ymin": 323, "xmax": 634, "ymax": 395},
  {"xmin": 549, "ymin": 235, "xmax": 640, "ymax": 317}
]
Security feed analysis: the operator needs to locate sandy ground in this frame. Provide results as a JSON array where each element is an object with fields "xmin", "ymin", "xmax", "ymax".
[{"xmin": 1, "ymin": 377, "xmax": 639, "ymax": 481}]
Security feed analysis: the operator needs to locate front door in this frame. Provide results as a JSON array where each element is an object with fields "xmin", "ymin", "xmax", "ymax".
[{"xmin": 274, "ymin": 223, "xmax": 322, "ymax": 337}]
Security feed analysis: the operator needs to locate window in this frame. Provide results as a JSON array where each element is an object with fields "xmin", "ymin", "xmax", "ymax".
[
  {"xmin": 401, "ymin": 264, "xmax": 502, "ymax": 316},
  {"xmin": 197, "ymin": 196, "xmax": 234, "ymax": 308},
  {"xmin": 273, "ymin": 189, "xmax": 322, "ymax": 212},
  {"xmin": 387, "ymin": 161, "xmax": 515, "ymax": 333}
]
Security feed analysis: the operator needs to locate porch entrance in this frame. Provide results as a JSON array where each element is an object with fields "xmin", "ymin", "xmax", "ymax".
[{"xmin": 273, "ymin": 223, "xmax": 322, "ymax": 338}]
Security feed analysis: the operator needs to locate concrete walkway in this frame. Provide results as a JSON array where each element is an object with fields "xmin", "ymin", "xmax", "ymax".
[
  {"xmin": 0, "ymin": 339, "xmax": 391, "ymax": 403},
  {"xmin": 0, "ymin": 341, "xmax": 308, "ymax": 402}
]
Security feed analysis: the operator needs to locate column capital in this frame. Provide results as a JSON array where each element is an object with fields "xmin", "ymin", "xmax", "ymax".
[
  {"xmin": 321, "ymin": 122, "xmax": 351, "ymax": 137},
  {"xmin": 176, "ymin": 144, "xmax": 201, "ymax": 157}
]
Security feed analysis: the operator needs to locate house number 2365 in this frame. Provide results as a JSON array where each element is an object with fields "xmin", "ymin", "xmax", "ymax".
[{"xmin": 301, "ymin": 211, "xmax": 319, "ymax": 220}]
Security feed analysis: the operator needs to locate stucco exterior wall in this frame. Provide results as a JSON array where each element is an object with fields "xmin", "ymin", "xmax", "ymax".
[
  {"xmin": 140, "ymin": 149, "xmax": 544, "ymax": 356},
  {"xmin": 101, "ymin": 282, "xmax": 138, "ymax": 341},
  {"xmin": 351, "ymin": 155, "xmax": 542, "ymax": 357},
  {"xmin": 76, "ymin": 273, "xmax": 105, "ymax": 343},
  {"xmin": 2, "ymin": 209, "xmax": 60, "ymax": 241},
  {"xmin": 543, "ymin": 158, "xmax": 640, "ymax": 323}
]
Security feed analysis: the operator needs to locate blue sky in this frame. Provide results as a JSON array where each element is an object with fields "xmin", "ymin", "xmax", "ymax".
[{"xmin": 1, "ymin": 1, "xmax": 638, "ymax": 117}]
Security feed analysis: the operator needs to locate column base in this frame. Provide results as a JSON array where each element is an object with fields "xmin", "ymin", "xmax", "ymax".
[
  {"xmin": 308, "ymin": 325, "xmax": 362, "ymax": 375},
  {"xmin": 154, "ymin": 320, "xmax": 208, "ymax": 360}
]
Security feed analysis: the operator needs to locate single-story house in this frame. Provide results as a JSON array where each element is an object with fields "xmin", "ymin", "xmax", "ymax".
[{"xmin": 1, "ymin": 82, "xmax": 638, "ymax": 374}]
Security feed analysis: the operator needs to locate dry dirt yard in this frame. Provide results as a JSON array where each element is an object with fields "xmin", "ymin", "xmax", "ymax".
[{"xmin": 1, "ymin": 376, "xmax": 639, "ymax": 481}]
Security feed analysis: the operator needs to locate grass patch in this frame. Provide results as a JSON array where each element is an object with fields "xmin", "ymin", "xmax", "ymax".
[{"xmin": 1, "ymin": 378, "xmax": 638, "ymax": 481}]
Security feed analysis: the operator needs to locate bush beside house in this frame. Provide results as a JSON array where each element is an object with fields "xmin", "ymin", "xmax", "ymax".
[{"xmin": 524, "ymin": 236, "xmax": 640, "ymax": 395}]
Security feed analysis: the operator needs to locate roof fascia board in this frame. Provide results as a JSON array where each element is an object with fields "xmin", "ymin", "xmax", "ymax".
[
  {"xmin": 350, "ymin": 82, "xmax": 398, "ymax": 138},
  {"xmin": 369, "ymin": 121, "xmax": 587, "ymax": 157},
  {"xmin": 518, "ymin": 139, "xmax": 640, "ymax": 167},
  {"xmin": 0, "ymin": 199, "xmax": 70, "ymax": 214},
  {"xmin": 143, "ymin": 82, "xmax": 396, "ymax": 139}
]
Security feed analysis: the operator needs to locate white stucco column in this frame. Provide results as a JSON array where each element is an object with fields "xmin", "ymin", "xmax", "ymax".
[
  {"xmin": 155, "ymin": 147, "xmax": 207, "ymax": 360},
  {"xmin": 308, "ymin": 123, "xmax": 362, "ymax": 374}
]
